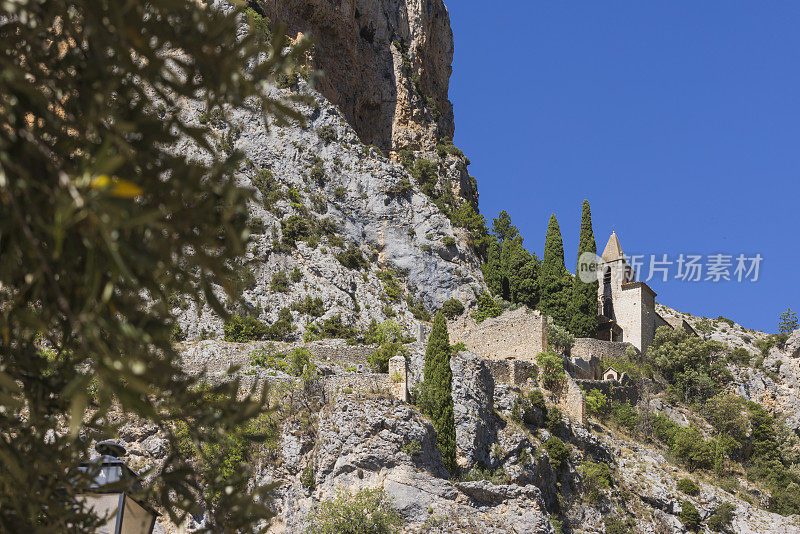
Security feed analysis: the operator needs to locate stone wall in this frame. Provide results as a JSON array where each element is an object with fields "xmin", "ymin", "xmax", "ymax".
[
  {"xmin": 320, "ymin": 374, "xmax": 392, "ymax": 399},
  {"xmin": 484, "ymin": 359, "xmax": 538, "ymax": 387},
  {"xmin": 557, "ymin": 375, "xmax": 586, "ymax": 425},
  {"xmin": 569, "ymin": 338, "xmax": 634, "ymax": 379},
  {"xmin": 180, "ymin": 339, "xmax": 387, "ymax": 377},
  {"xmin": 448, "ymin": 307, "xmax": 547, "ymax": 363},
  {"xmin": 388, "ymin": 355, "xmax": 408, "ymax": 402},
  {"xmin": 575, "ymin": 379, "xmax": 639, "ymax": 405}
]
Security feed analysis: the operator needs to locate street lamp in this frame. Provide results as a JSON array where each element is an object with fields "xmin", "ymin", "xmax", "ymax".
[{"xmin": 78, "ymin": 440, "xmax": 158, "ymax": 534}]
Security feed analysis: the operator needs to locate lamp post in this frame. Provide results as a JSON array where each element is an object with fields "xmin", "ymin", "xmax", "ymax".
[{"xmin": 78, "ymin": 440, "xmax": 158, "ymax": 534}]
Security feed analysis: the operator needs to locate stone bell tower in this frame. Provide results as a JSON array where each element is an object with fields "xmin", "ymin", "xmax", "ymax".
[{"xmin": 596, "ymin": 232, "xmax": 659, "ymax": 352}]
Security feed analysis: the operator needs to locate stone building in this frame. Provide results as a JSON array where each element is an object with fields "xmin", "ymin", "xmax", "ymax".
[{"xmin": 596, "ymin": 232, "xmax": 695, "ymax": 353}]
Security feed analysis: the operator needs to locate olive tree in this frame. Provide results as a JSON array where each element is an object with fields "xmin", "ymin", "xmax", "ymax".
[{"xmin": 0, "ymin": 0, "xmax": 310, "ymax": 530}]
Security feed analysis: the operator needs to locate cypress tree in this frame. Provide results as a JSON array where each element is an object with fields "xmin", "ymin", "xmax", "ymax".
[
  {"xmin": 539, "ymin": 214, "xmax": 571, "ymax": 327},
  {"xmin": 502, "ymin": 236, "xmax": 540, "ymax": 308},
  {"xmin": 422, "ymin": 312, "xmax": 457, "ymax": 474},
  {"xmin": 481, "ymin": 236, "xmax": 503, "ymax": 297},
  {"xmin": 568, "ymin": 200, "xmax": 599, "ymax": 337}
]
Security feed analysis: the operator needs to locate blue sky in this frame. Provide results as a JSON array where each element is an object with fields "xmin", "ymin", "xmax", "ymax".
[{"xmin": 448, "ymin": 2, "xmax": 799, "ymax": 333}]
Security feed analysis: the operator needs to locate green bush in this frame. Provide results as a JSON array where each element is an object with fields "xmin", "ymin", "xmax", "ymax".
[
  {"xmin": 410, "ymin": 159, "xmax": 437, "ymax": 195},
  {"xmin": 578, "ymin": 460, "xmax": 612, "ymax": 503},
  {"xmin": 536, "ymin": 350, "xmax": 566, "ymax": 391},
  {"xmin": 387, "ymin": 177, "xmax": 413, "ymax": 198},
  {"xmin": 679, "ymin": 499, "xmax": 701, "ymax": 531},
  {"xmin": 440, "ymin": 298, "xmax": 465, "ymax": 319},
  {"xmin": 300, "ymin": 465, "xmax": 316, "ymax": 491},
  {"xmin": 546, "ymin": 406, "xmax": 562, "ymax": 434},
  {"xmin": 368, "ymin": 342, "xmax": 404, "ymax": 373},
  {"xmin": 472, "ymin": 292, "xmax": 503, "ymax": 323},
  {"xmin": 584, "ymin": 388, "xmax": 609, "ymax": 418},
  {"xmin": 436, "ymin": 141, "xmax": 464, "ymax": 159},
  {"xmin": 405, "ymin": 295, "xmax": 431, "ymax": 321},
  {"xmin": 603, "ymin": 517, "xmax": 634, "ymax": 534},
  {"xmin": 363, "ymin": 319, "xmax": 413, "ymax": 345},
  {"xmin": 543, "ymin": 436, "xmax": 570, "ymax": 470},
  {"xmin": 224, "ymin": 315, "xmax": 268, "ymax": 342},
  {"xmin": 336, "ymin": 244, "xmax": 370, "ymax": 270},
  {"xmin": 728, "ymin": 347, "xmax": 751, "ymax": 365},
  {"xmin": 706, "ymin": 502, "xmax": 735, "ymax": 532},
  {"xmin": 307, "ymin": 314, "xmax": 357, "ymax": 341},
  {"xmin": 511, "ymin": 389, "xmax": 547, "ymax": 426},
  {"xmin": 333, "ymin": 185, "xmax": 347, "ymax": 201},
  {"xmin": 377, "ymin": 269, "xmax": 402, "ymax": 302},
  {"xmin": 460, "ymin": 464, "xmax": 511, "ymax": 485},
  {"xmin": 546, "ymin": 319, "xmax": 574, "ymax": 353},
  {"xmin": 650, "ymin": 326, "xmax": 732, "ymax": 403},
  {"xmin": 677, "ymin": 477, "xmax": 700, "ymax": 496},
  {"xmin": 317, "ymin": 125, "xmax": 337, "ymax": 144},
  {"xmin": 305, "ymin": 488, "xmax": 402, "ymax": 534},
  {"xmin": 281, "ymin": 215, "xmax": 314, "ymax": 246},
  {"xmin": 261, "ymin": 307, "xmax": 295, "ymax": 341},
  {"xmin": 244, "ymin": 7, "xmax": 271, "ymax": 40},
  {"xmin": 250, "ymin": 347, "xmax": 315, "ymax": 377},
  {"xmin": 291, "ymin": 267, "xmax": 303, "ymax": 283},
  {"xmin": 270, "ymin": 270, "xmax": 290, "ymax": 292},
  {"xmin": 671, "ymin": 427, "xmax": 714, "ymax": 471},
  {"xmin": 252, "ymin": 168, "xmax": 284, "ymax": 209},
  {"xmin": 170, "ymin": 324, "xmax": 187, "ymax": 343},
  {"xmin": 292, "ymin": 295, "xmax": 326, "ymax": 317},
  {"xmin": 611, "ymin": 401, "xmax": 639, "ymax": 432},
  {"xmin": 653, "ymin": 413, "xmax": 680, "ymax": 444},
  {"xmin": 310, "ymin": 162, "xmax": 325, "ymax": 184}
]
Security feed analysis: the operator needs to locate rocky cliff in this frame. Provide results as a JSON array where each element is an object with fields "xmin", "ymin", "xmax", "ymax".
[
  {"xmin": 255, "ymin": 0, "xmax": 453, "ymax": 155},
  {"xmin": 124, "ymin": 3, "xmax": 800, "ymax": 532},
  {"xmin": 170, "ymin": 1, "xmax": 484, "ymax": 342}
]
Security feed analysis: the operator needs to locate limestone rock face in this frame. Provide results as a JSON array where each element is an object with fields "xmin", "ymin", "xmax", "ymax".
[
  {"xmin": 450, "ymin": 350, "xmax": 495, "ymax": 469},
  {"xmin": 258, "ymin": 0, "xmax": 454, "ymax": 156},
  {"xmin": 173, "ymin": 80, "xmax": 484, "ymax": 341},
  {"xmin": 786, "ymin": 328, "xmax": 800, "ymax": 358},
  {"xmin": 266, "ymin": 395, "xmax": 555, "ymax": 533}
]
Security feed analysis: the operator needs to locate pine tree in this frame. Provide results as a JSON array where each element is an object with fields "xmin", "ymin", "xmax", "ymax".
[
  {"xmin": 568, "ymin": 200, "xmax": 599, "ymax": 337},
  {"xmin": 421, "ymin": 312, "xmax": 457, "ymax": 474},
  {"xmin": 492, "ymin": 210, "xmax": 519, "ymax": 244},
  {"xmin": 539, "ymin": 214, "xmax": 571, "ymax": 327}
]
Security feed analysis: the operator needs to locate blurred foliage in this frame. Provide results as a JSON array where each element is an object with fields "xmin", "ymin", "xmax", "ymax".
[{"xmin": 0, "ymin": 0, "xmax": 311, "ymax": 530}]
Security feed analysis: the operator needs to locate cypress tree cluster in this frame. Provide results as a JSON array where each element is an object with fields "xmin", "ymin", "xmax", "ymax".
[
  {"xmin": 421, "ymin": 312, "xmax": 457, "ymax": 473},
  {"xmin": 538, "ymin": 214, "xmax": 572, "ymax": 327},
  {"xmin": 568, "ymin": 200, "xmax": 599, "ymax": 337},
  {"xmin": 481, "ymin": 211, "xmax": 540, "ymax": 309},
  {"xmin": 480, "ymin": 202, "xmax": 600, "ymax": 338}
]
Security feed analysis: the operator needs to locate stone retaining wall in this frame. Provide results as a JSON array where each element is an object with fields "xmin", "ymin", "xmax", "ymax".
[
  {"xmin": 575, "ymin": 379, "xmax": 639, "ymax": 404},
  {"xmin": 569, "ymin": 338, "xmax": 634, "ymax": 380},
  {"xmin": 448, "ymin": 307, "xmax": 547, "ymax": 364}
]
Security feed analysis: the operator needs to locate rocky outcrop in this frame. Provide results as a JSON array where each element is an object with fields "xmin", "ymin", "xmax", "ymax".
[
  {"xmin": 173, "ymin": 78, "xmax": 485, "ymax": 340},
  {"xmin": 267, "ymin": 395, "xmax": 555, "ymax": 532},
  {"xmin": 658, "ymin": 306, "xmax": 800, "ymax": 432},
  {"xmin": 450, "ymin": 350, "xmax": 495, "ymax": 469},
  {"xmin": 256, "ymin": 0, "xmax": 453, "ymax": 155}
]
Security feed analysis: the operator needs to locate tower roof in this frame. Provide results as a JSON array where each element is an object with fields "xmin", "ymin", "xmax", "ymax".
[{"xmin": 601, "ymin": 231, "xmax": 624, "ymax": 262}]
